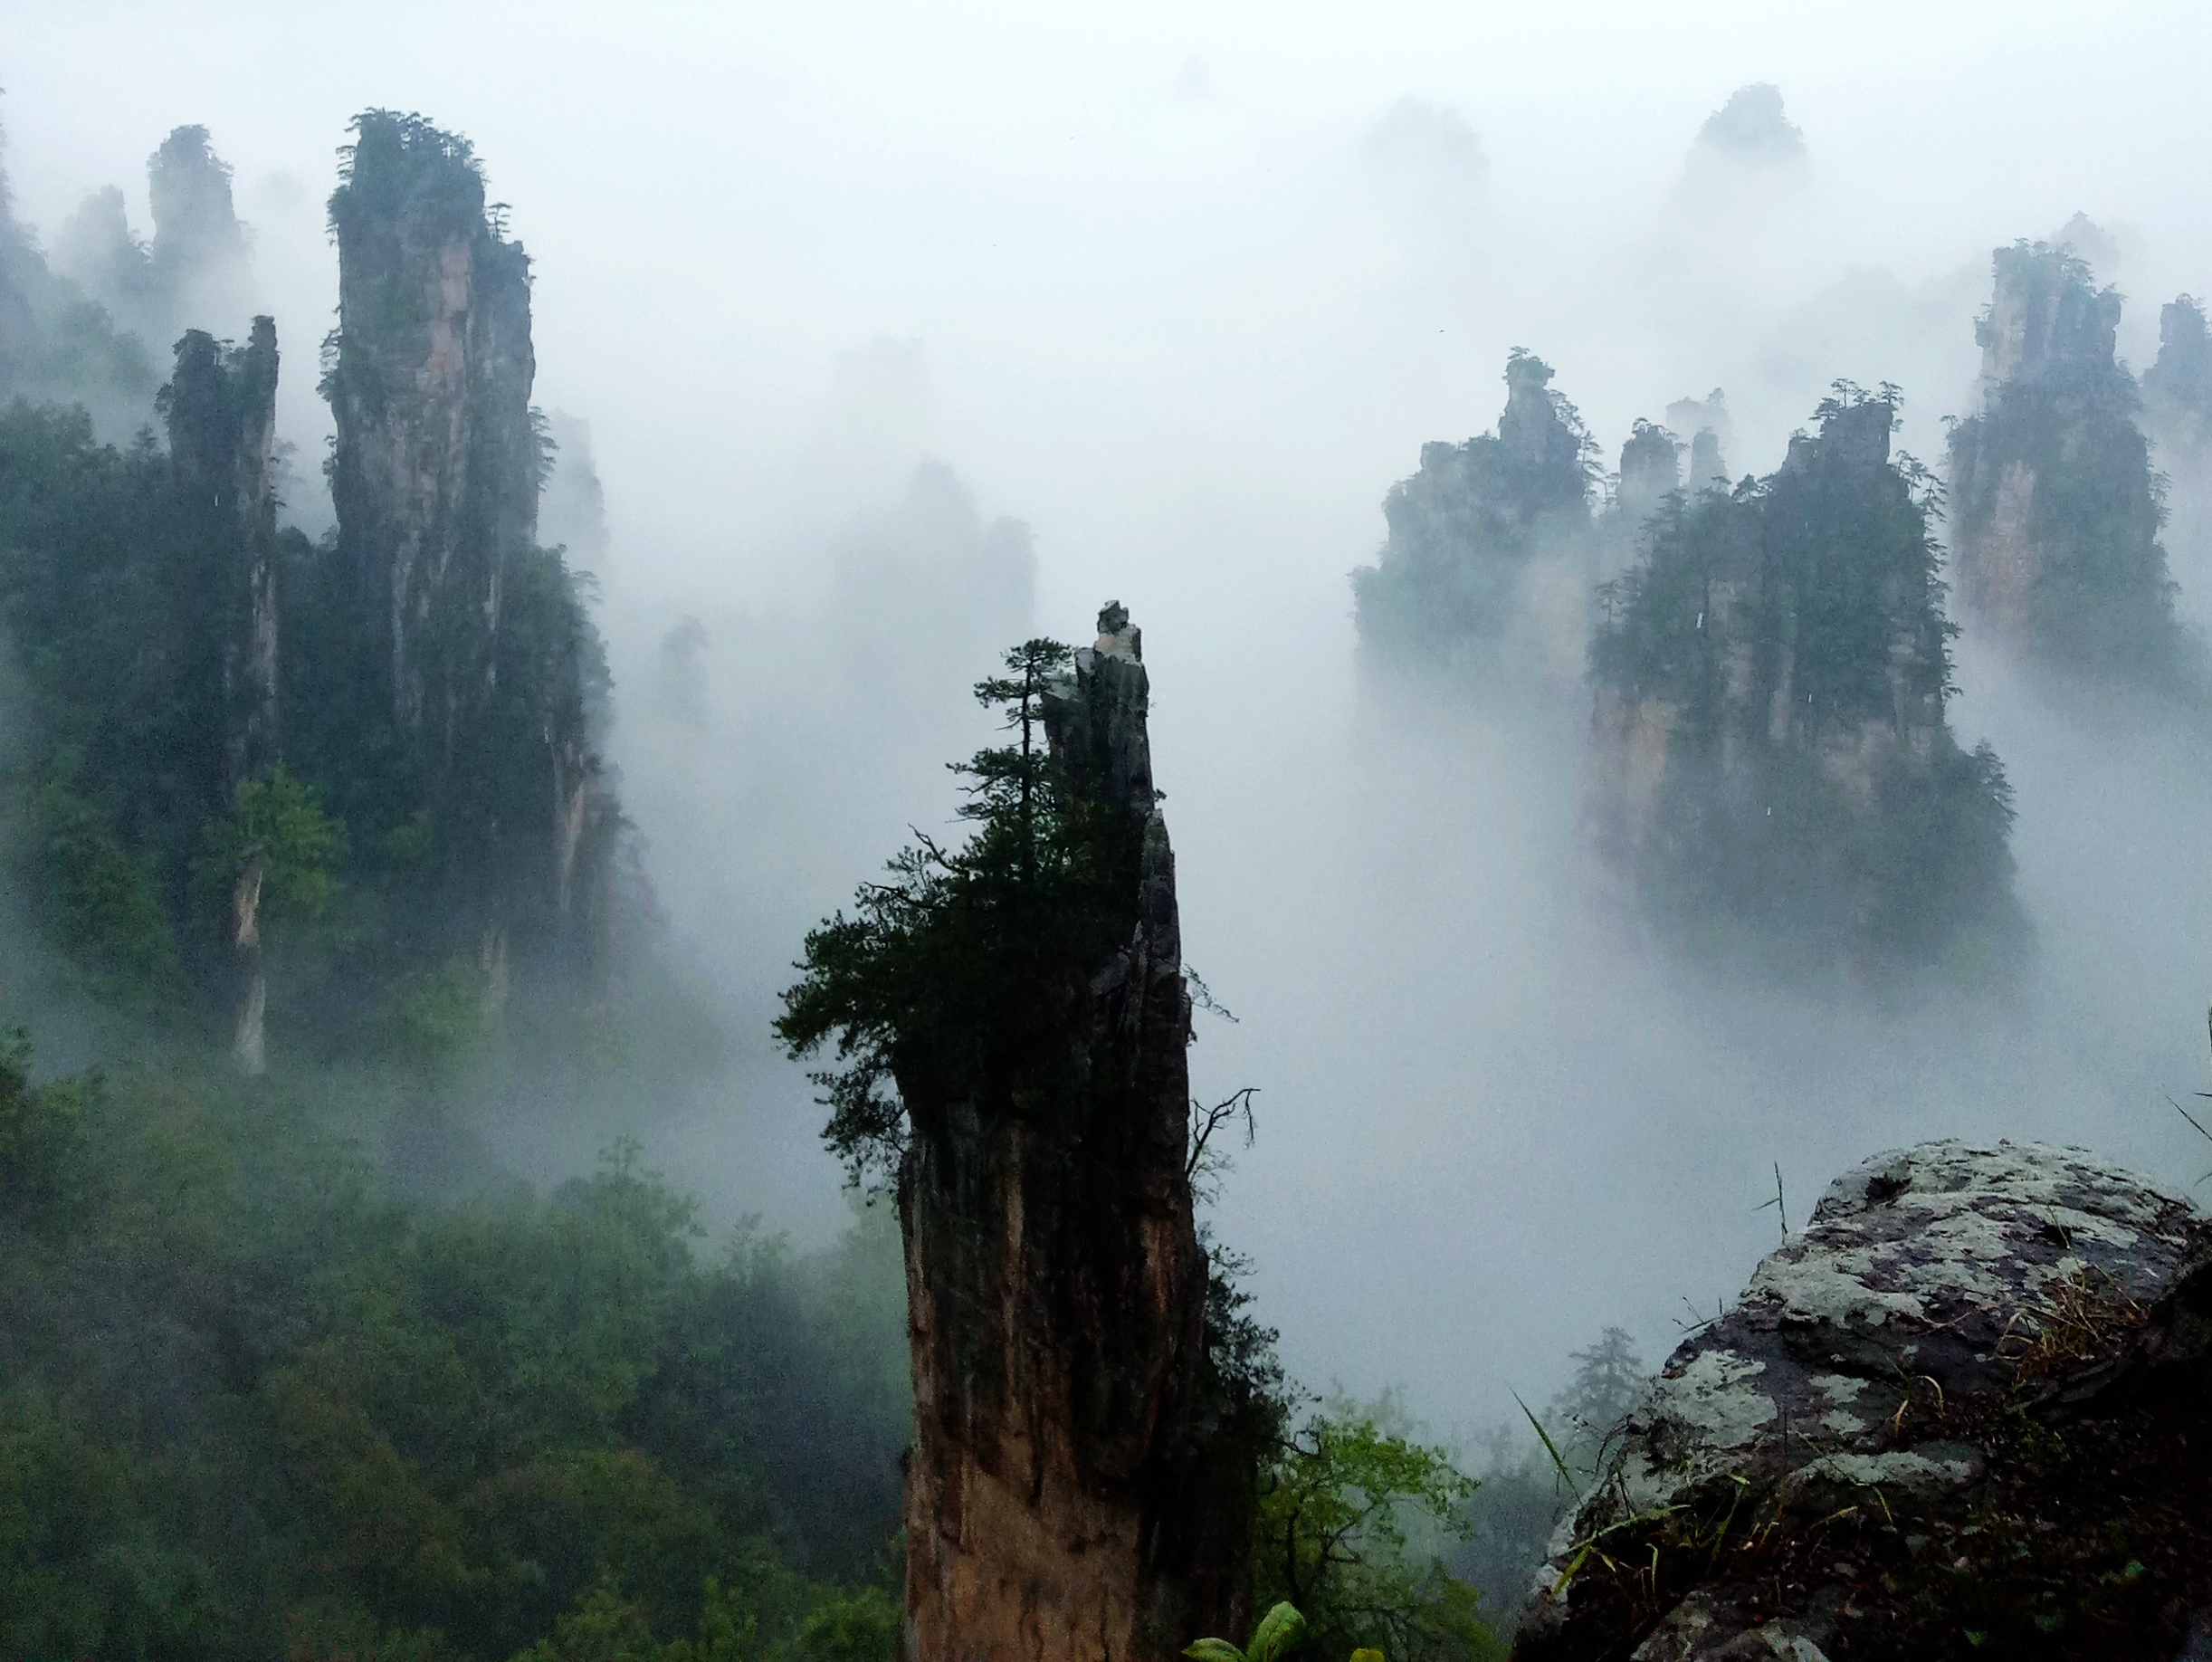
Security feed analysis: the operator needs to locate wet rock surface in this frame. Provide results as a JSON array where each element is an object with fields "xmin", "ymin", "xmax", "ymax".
[{"xmin": 1513, "ymin": 1140, "xmax": 2212, "ymax": 1661}]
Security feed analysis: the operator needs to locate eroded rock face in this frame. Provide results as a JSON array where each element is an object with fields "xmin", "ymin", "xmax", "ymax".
[
  {"xmin": 1513, "ymin": 1141, "xmax": 2212, "ymax": 1661},
  {"xmin": 899, "ymin": 605, "xmax": 1245, "ymax": 1662},
  {"xmin": 1947, "ymin": 241, "xmax": 2198, "ymax": 692}
]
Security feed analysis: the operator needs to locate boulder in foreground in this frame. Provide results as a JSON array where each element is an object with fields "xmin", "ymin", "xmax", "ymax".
[{"xmin": 1514, "ymin": 1139, "xmax": 2212, "ymax": 1660}]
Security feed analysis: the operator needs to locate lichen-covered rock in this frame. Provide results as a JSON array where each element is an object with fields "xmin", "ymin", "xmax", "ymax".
[{"xmin": 1513, "ymin": 1140, "xmax": 2212, "ymax": 1661}]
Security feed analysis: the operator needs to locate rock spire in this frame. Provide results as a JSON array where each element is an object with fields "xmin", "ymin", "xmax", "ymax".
[{"xmin": 899, "ymin": 604, "xmax": 1250, "ymax": 1661}]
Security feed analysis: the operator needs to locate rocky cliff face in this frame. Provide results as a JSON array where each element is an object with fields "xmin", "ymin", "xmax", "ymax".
[
  {"xmin": 1947, "ymin": 242, "xmax": 2198, "ymax": 692},
  {"xmin": 326, "ymin": 110, "xmax": 538, "ymax": 756},
  {"xmin": 1590, "ymin": 392, "xmax": 2022, "ymax": 977},
  {"xmin": 1354, "ymin": 349, "xmax": 1595, "ymax": 673},
  {"xmin": 321, "ymin": 111, "xmax": 612, "ymax": 977},
  {"xmin": 162, "ymin": 318, "xmax": 281, "ymax": 798},
  {"xmin": 898, "ymin": 605, "xmax": 1245, "ymax": 1662},
  {"xmin": 1514, "ymin": 1140, "xmax": 2212, "ymax": 1660},
  {"xmin": 161, "ymin": 318, "xmax": 284, "ymax": 1069}
]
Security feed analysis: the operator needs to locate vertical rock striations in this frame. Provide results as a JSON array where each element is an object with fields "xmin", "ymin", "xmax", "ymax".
[
  {"xmin": 1591, "ymin": 387, "xmax": 2025, "ymax": 978},
  {"xmin": 1354, "ymin": 349, "xmax": 1596, "ymax": 673},
  {"xmin": 320, "ymin": 110, "xmax": 613, "ymax": 985},
  {"xmin": 899, "ymin": 605, "xmax": 1244, "ymax": 1661},
  {"xmin": 159, "ymin": 319, "xmax": 283, "ymax": 1068},
  {"xmin": 162, "ymin": 319, "xmax": 282, "ymax": 795},
  {"xmin": 325, "ymin": 110, "xmax": 537, "ymax": 763},
  {"xmin": 1946, "ymin": 241, "xmax": 2198, "ymax": 692}
]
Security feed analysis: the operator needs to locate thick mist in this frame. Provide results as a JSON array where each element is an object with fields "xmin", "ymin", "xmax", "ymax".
[{"xmin": 8, "ymin": 1, "xmax": 2212, "ymax": 1439}]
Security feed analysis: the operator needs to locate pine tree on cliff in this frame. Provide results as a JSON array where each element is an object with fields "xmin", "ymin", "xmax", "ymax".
[
  {"xmin": 1593, "ymin": 384, "xmax": 2026, "ymax": 979},
  {"xmin": 1946, "ymin": 241, "xmax": 2203, "ymax": 695},
  {"xmin": 778, "ymin": 607, "xmax": 1268, "ymax": 1662}
]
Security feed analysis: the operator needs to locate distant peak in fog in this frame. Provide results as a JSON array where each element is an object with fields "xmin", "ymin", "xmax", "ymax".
[
  {"xmin": 1360, "ymin": 100, "xmax": 1487, "ymax": 183},
  {"xmin": 1694, "ymin": 83, "xmax": 1807, "ymax": 166}
]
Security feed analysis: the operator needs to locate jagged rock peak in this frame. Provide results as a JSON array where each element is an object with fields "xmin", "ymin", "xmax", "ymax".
[
  {"xmin": 1093, "ymin": 597, "xmax": 1139, "ymax": 659},
  {"xmin": 1500, "ymin": 348, "xmax": 1592, "ymax": 489},
  {"xmin": 1976, "ymin": 239, "xmax": 2123, "ymax": 398},
  {"xmin": 1588, "ymin": 383, "xmax": 2021, "ymax": 976},
  {"xmin": 1948, "ymin": 241, "xmax": 2198, "ymax": 692},
  {"xmin": 1513, "ymin": 1140, "xmax": 2212, "ymax": 1661},
  {"xmin": 1779, "ymin": 387, "xmax": 1893, "ymax": 475},
  {"xmin": 148, "ymin": 126, "xmax": 245, "ymax": 282}
]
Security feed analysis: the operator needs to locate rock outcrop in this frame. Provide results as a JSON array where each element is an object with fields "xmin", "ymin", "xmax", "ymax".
[
  {"xmin": 320, "ymin": 110, "xmax": 614, "ymax": 984},
  {"xmin": 899, "ymin": 605, "xmax": 1247, "ymax": 1662},
  {"xmin": 2141, "ymin": 293, "xmax": 2212, "ymax": 456},
  {"xmin": 1514, "ymin": 1140, "xmax": 2212, "ymax": 1661},
  {"xmin": 1354, "ymin": 349, "xmax": 1596, "ymax": 673},
  {"xmin": 1947, "ymin": 242, "xmax": 2198, "ymax": 692},
  {"xmin": 1590, "ymin": 388, "xmax": 2024, "ymax": 978}
]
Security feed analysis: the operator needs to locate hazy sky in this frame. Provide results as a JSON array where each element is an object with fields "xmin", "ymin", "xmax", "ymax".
[{"xmin": 10, "ymin": 2, "xmax": 2212, "ymax": 1430}]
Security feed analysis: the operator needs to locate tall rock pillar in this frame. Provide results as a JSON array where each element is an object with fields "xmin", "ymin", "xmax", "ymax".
[
  {"xmin": 160, "ymin": 317, "xmax": 282, "ymax": 1068},
  {"xmin": 324, "ymin": 110, "xmax": 539, "ymax": 817},
  {"xmin": 899, "ymin": 604, "xmax": 1245, "ymax": 1661},
  {"xmin": 1946, "ymin": 240, "xmax": 2193, "ymax": 689},
  {"xmin": 320, "ymin": 111, "xmax": 615, "ymax": 989}
]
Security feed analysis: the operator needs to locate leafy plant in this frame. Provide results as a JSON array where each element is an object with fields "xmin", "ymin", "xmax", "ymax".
[{"xmin": 1186, "ymin": 1600, "xmax": 1308, "ymax": 1662}]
